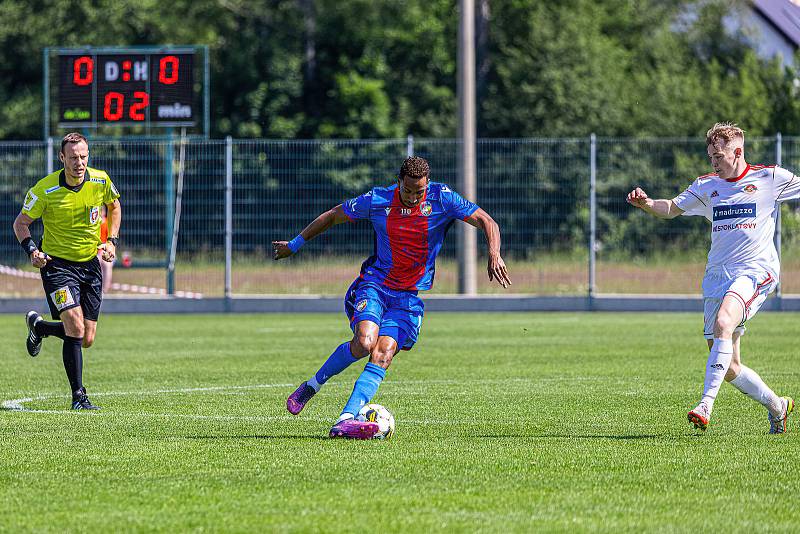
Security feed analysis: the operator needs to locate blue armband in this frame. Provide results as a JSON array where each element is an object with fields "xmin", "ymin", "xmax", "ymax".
[{"xmin": 287, "ymin": 235, "xmax": 306, "ymax": 253}]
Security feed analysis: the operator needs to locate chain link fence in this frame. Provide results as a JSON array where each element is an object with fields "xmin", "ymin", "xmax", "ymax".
[{"xmin": 1, "ymin": 136, "xmax": 798, "ymax": 298}]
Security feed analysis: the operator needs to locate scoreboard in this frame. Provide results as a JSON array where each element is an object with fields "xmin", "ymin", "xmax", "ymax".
[{"xmin": 51, "ymin": 47, "xmax": 206, "ymax": 130}]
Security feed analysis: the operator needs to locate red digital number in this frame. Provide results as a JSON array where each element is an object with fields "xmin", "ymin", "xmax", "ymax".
[
  {"xmin": 158, "ymin": 56, "xmax": 179, "ymax": 85},
  {"xmin": 103, "ymin": 92, "xmax": 124, "ymax": 121},
  {"xmin": 73, "ymin": 56, "xmax": 93, "ymax": 86},
  {"xmin": 129, "ymin": 91, "xmax": 150, "ymax": 121}
]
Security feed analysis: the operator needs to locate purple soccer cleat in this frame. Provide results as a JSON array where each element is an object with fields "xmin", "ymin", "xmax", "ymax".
[
  {"xmin": 286, "ymin": 382, "xmax": 317, "ymax": 415},
  {"xmin": 329, "ymin": 418, "xmax": 380, "ymax": 440}
]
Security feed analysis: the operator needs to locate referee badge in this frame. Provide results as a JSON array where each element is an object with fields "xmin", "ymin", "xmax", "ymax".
[
  {"xmin": 50, "ymin": 287, "xmax": 76, "ymax": 311},
  {"xmin": 356, "ymin": 299, "xmax": 368, "ymax": 312}
]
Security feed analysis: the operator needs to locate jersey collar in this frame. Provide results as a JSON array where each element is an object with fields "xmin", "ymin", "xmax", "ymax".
[
  {"xmin": 725, "ymin": 164, "xmax": 750, "ymax": 183},
  {"xmin": 59, "ymin": 169, "xmax": 88, "ymax": 192}
]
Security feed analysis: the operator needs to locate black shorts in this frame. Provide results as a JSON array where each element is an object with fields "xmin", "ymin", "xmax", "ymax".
[{"xmin": 40, "ymin": 255, "xmax": 103, "ymax": 321}]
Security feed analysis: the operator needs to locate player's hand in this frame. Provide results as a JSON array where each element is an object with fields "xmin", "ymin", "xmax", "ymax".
[
  {"xmin": 272, "ymin": 240, "xmax": 293, "ymax": 260},
  {"xmin": 30, "ymin": 250, "xmax": 49, "ymax": 269},
  {"xmin": 488, "ymin": 253, "xmax": 511, "ymax": 289},
  {"xmin": 100, "ymin": 242, "xmax": 116, "ymax": 262},
  {"xmin": 626, "ymin": 187, "xmax": 652, "ymax": 209}
]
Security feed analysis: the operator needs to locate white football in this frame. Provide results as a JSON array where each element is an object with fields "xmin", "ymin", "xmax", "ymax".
[{"xmin": 357, "ymin": 403, "xmax": 395, "ymax": 440}]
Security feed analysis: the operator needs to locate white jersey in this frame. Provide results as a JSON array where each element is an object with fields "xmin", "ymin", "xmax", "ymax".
[{"xmin": 673, "ymin": 164, "xmax": 800, "ymax": 279}]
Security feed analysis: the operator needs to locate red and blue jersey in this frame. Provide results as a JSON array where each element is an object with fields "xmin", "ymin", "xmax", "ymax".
[{"xmin": 342, "ymin": 182, "xmax": 479, "ymax": 291}]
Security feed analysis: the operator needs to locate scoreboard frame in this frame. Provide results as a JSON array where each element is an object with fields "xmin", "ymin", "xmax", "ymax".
[{"xmin": 44, "ymin": 45, "xmax": 209, "ymax": 138}]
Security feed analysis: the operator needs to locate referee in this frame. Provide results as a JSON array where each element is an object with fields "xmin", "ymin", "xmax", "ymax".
[{"xmin": 12, "ymin": 133, "xmax": 121, "ymax": 410}]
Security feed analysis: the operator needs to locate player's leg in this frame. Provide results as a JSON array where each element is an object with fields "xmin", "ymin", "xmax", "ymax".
[
  {"xmin": 688, "ymin": 291, "xmax": 743, "ymax": 430},
  {"xmin": 331, "ymin": 296, "xmax": 422, "ymax": 438},
  {"xmin": 330, "ymin": 335, "xmax": 398, "ymax": 439},
  {"xmin": 287, "ymin": 281, "xmax": 383, "ymax": 415},
  {"xmin": 286, "ymin": 320, "xmax": 377, "ymax": 415},
  {"xmin": 25, "ymin": 262, "xmax": 72, "ymax": 356},
  {"xmin": 723, "ymin": 277, "xmax": 793, "ymax": 433}
]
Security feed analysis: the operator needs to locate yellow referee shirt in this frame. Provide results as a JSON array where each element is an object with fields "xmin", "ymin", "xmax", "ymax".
[{"xmin": 21, "ymin": 168, "xmax": 120, "ymax": 262}]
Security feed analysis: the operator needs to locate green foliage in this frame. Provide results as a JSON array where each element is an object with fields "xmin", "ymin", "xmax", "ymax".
[{"xmin": 0, "ymin": 0, "xmax": 798, "ymax": 140}]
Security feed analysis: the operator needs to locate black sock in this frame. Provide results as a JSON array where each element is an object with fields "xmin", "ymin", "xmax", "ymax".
[
  {"xmin": 36, "ymin": 320, "xmax": 66, "ymax": 340},
  {"xmin": 62, "ymin": 336, "xmax": 84, "ymax": 396}
]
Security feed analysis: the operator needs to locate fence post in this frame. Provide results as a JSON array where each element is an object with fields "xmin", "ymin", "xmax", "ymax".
[
  {"xmin": 225, "ymin": 136, "xmax": 233, "ymax": 308},
  {"xmin": 776, "ymin": 132, "xmax": 783, "ymax": 308},
  {"xmin": 407, "ymin": 134, "xmax": 414, "ymax": 157},
  {"xmin": 589, "ymin": 134, "xmax": 597, "ymax": 309},
  {"xmin": 46, "ymin": 137, "xmax": 54, "ymax": 175},
  {"xmin": 165, "ymin": 132, "xmax": 175, "ymax": 295}
]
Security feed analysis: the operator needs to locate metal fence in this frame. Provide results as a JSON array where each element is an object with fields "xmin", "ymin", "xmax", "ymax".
[{"xmin": 1, "ymin": 135, "xmax": 799, "ymax": 299}]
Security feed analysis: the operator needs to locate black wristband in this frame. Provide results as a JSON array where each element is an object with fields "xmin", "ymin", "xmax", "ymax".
[
  {"xmin": 20, "ymin": 237, "xmax": 38, "ymax": 257},
  {"xmin": 107, "ymin": 236, "xmax": 119, "ymax": 247}
]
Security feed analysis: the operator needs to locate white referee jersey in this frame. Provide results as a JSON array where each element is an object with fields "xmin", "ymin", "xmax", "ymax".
[{"xmin": 673, "ymin": 164, "xmax": 800, "ymax": 279}]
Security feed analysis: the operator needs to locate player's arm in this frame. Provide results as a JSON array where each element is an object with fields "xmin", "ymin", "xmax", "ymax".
[
  {"xmin": 12, "ymin": 212, "xmax": 49, "ymax": 268},
  {"xmin": 273, "ymin": 204, "xmax": 350, "ymax": 260},
  {"xmin": 464, "ymin": 208, "xmax": 512, "ymax": 288},
  {"xmin": 626, "ymin": 187, "xmax": 684, "ymax": 219},
  {"xmin": 101, "ymin": 199, "xmax": 122, "ymax": 262}
]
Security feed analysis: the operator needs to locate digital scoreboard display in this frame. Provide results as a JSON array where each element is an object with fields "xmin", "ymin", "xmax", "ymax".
[{"xmin": 58, "ymin": 50, "xmax": 195, "ymax": 127}]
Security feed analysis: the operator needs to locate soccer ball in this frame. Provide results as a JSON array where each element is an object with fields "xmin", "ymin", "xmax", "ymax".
[{"xmin": 358, "ymin": 403, "xmax": 395, "ymax": 440}]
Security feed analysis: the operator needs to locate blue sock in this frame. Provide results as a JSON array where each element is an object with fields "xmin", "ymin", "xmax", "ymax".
[
  {"xmin": 341, "ymin": 362, "xmax": 386, "ymax": 418},
  {"xmin": 309, "ymin": 342, "xmax": 359, "ymax": 391}
]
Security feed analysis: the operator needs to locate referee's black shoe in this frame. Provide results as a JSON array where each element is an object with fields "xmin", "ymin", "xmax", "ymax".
[
  {"xmin": 71, "ymin": 388, "xmax": 101, "ymax": 411},
  {"xmin": 25, "ymin": 311, "xmax": 43, "ymax": 357}
]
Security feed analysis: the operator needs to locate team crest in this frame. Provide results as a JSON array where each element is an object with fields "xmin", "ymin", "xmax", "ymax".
[
  {"xmin": 710, "ymin": 190, "xmax": 719, "ymax": 198},
  {"xmin": 50, "ymin": 287, "xmax": 75, "ymax": 311},
  {"xmin": 744, "ymin": 184, "xmax": 758, "ymax": 194},
  {"xmin": 89, "ymin": 206, "xmax": 100, "ymax": 224},
  {"xmin": 355, "ymin": 299, "xmax": 368, "ymax": 312},
  {"xmin": 420, "ymin": 201, "xmax": 432, "ymax": 216}
]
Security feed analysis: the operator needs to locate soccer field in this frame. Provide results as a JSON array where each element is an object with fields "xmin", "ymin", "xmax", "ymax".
[{"xmin": 0, "ymin": 312, "xmax": 798, "ymax": 532}]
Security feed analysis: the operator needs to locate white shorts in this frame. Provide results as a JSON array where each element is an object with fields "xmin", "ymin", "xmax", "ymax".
[{"xmin": 702, "ymin": 270, "xmax": 776, "ymax": 339}]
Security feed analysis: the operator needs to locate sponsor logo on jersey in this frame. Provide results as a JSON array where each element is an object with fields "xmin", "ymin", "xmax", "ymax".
[
  {"xmin": 744, "ymin": 184, "xmax": 758, "ymax": 194},
  {"xmin": 89, "ymin": 206, "xmax": 100, "ymax": 225},
  {"xmin": 355, "ymin": 299, "xmax": 368, "ymax": 312},
  {"xmin": 710, "ymin": 190, "xmax": 719, "ymax": 198},
  {"xmin": 90, "ymin": 177, "xmax": 106, "ymax": 185},
  {"xmin": 50, "ymin": 287, "xmax": 76, "ymax": 311},
  {"xmin": 712, "ymin": 203, "xmax": 756, "ymax": 221},
  {"xmin": 401, "ymin": 208, "xmax": 411, "ymax": 216},
  {"xmin": 420, "ymin": 201, "xmax": 432, "ymax": 216},
  {"xmin": 44, "ymin": 185, "xmax": 61, "ymax": 194},
  {"xmin": 23, "ymin": 191, "xmax": 38, "ymax": 210}
]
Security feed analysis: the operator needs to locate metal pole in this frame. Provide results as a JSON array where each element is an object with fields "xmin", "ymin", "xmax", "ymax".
[
  {"xmin": 43, "ymin": 48, "xmax": 49, "ymax": 142},
  {"xmin": 589, "ymin": 134, "xmax": 597, "ymax": 307},
  {"xmin": 225, "ymin": 136, "xmax": 233, "ymax": 304},
  {"xmin": 46, "ymin": 137, "xmax": 54, "ymax": 175},
  {"xmin": 204, "ymin": 46, "xmax": 211, "ymax": 138},
  {"xmin": 776, "ymin": 132, "xmax": 783, "ymax": 305},
  {"xmin": 407, "ymin": 134, "xmax": 414, "ymax": 158},
  {"xmin": 457, "ymin": 0, "xmax": 477, "ymax": 295}
]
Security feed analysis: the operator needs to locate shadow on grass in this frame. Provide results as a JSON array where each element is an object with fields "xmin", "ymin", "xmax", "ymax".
[
  {"xmin": 477, "ymin": 434, "xmax": 661, "ymax": 440},
  {"xmin": 185, "ymin": 435, "xmax": 331, "ymax": 440}
]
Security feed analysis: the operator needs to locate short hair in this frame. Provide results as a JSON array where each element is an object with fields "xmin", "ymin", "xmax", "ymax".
[
  {"xmin": 706, "ymin": 122, "xmax": 744, "ymax": 148},
  {"xmin": 60, "ymin": 132, "xmax": 88, "ymax": 153},
  {"xmin": 399, "ymin": 156, "xmax": 430, "ymax": 181}
]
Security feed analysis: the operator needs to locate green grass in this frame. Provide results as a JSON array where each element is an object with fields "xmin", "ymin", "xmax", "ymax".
[{"xmin": 1, "ymin": 312, "xmax": 799, "ymax": 532}]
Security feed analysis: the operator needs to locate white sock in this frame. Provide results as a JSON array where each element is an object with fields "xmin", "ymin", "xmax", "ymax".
[
  {"xmin": 700, "ymin": 337, "xmax": 734, "ymax": 411},
  {"xmin": 729, "ymin": 365, "xmax": 784, "ymax": 417},
  {"xmin": 307, "ymin": 376, "xmax": 322, "ymax": 392},
  {"xmin": 336, "ymin": 413, "xmax": 354, "ymax": 423}
]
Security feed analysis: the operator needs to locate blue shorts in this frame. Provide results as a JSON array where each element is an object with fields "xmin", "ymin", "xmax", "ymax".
[{"xmin": 344, "ymin": 279, "xmax": 424, "ymax": 350}]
